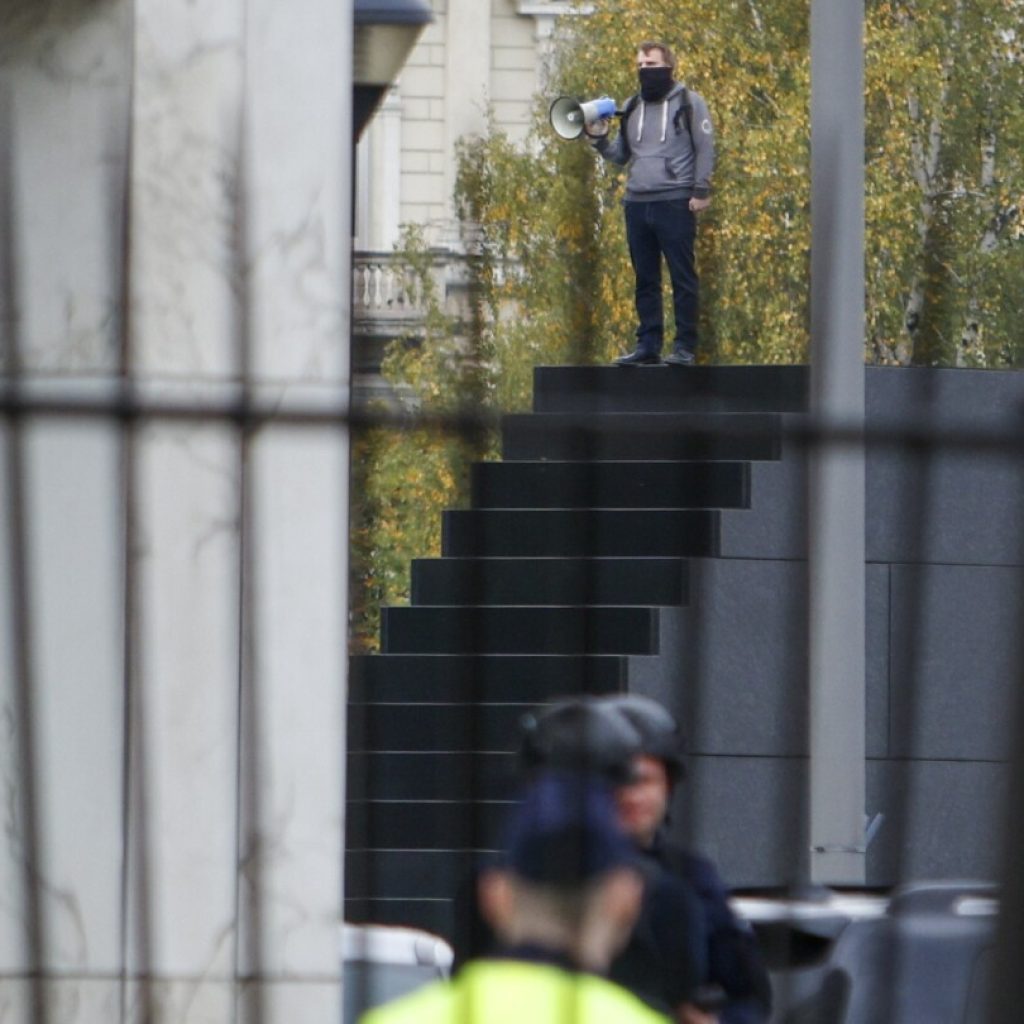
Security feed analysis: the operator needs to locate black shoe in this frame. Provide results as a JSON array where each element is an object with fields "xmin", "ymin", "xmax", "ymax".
[
  {"xmin": 664, "ymin": 350, "xmax": 696, "ymax": 366},
  {"xmin": 614, "ymin": 350, "xmax": 663, "ymax": 366}
]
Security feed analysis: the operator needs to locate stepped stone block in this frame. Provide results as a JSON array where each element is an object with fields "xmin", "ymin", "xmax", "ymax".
[
  {"xmin": 502, "ymin": 412, "xmax": 783, "ymax": 463},
  {"xmin": 348, "ymin": 702, "xmax": 536, "ymax": 753},
  {"xmin": 349, "ymin": 653, "xmax": 627, "ymax": 703},
  {"xmin": 470, "ymin": 460, "xmax": 750, "ymax": 509},
  {"xmin": 411, "ymin": 557, "xmax": 689, "ymax": 607},
  {"xmin": 380, "ymin": 605, "xmax": 659, "ymax": 655},
  {"xmin": 347, "ymin": 752, "xmax": 519, "ymax": 802},
  {"xmin": 345, "ymin": 365, "xmax": 1024, "ymax": 921},
  {"xmin": 346, "ymin": 849, "xmax": 477, "ymax": 901},
  {"xmin": 442, "ymin": 508, "xmax": 720, "ymax": 558},
  {"xmin": 348, "ymin": 653, "xmax": 627, "ymax": 703},
  {"xmin": 532, "ymin": 364, "xmax": 810, "ymax": 414},
  {"xmin": 346, "ymin": 799, "xmax": 508, "ymax": 851}
]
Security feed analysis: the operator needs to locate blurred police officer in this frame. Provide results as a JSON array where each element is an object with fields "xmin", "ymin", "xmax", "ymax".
[
  {"xmin": 360, "ymin": 771, "xmax": 670, "ymax": 1024},
  {"xmin": 599, "ymin": 695, "xmax": 772, "ymax": 1024},
  {"xmin": 453, "ymin": 698, "xmax": 709, "ymax": 1021}
]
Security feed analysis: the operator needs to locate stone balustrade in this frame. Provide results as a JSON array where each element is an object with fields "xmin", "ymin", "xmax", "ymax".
[{"xmin": 353, "ymin": 250, "xmax": 471, "ymax": 330}]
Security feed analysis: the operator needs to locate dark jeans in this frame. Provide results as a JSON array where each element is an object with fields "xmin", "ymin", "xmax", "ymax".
[{"xmin": 625, "ymin": 198, "xmax": 699, "ymax": 356}]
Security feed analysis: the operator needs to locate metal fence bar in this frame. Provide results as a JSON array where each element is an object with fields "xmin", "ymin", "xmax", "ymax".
[
  {"xmin": 117, "ymin": 414, "xmax": 151, "ymax": 1024},
  {"xmin": 1, "ymin": 384, "xmax": 48, "ymax": 1024},
  {"xmin": 989, "ymin": 641, "xmax": 1024, "ymax": 1021},
  {"xmin": 1, "ymin": 88, "xmax": 50, "ymax": 1024},
  {"xmin": 112, "ymin": 33, "xmax": 155, "ymax": 1017},
  {"xmin": 1, "ymin": 393, "xmax": 1022, "ymax": 457},
  {"xmin": 230, "ymin": 47, "xmax": 267, "ymax": 1021}
]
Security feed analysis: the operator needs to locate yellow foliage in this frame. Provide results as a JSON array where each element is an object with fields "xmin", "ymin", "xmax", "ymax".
[{"xmin": 351, "ymin": 0, "xmax": 1024, "ymax": 651}]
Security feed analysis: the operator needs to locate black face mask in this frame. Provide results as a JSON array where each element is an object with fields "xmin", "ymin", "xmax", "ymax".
[{"xmin": 638, "ymin": 65, "xmax": 674, "ymax": 102}]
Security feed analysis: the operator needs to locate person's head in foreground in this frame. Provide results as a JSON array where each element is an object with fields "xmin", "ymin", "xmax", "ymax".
[
  {"xmin": 479, "ymin": 770, "xmax": 646, "ymax": 972},
  {"xmin": 359, "ymin": 772, "xmax": 671, "ymax": 1024}
]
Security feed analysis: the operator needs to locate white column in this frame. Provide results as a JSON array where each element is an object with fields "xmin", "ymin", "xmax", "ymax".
[
  {"xmin": 355, "ymin": 122, "xmax": 373, "ymax": 248},
  {"xmin": 0, "ymin": 418, "xmax": 126, "ymax": 1009},
  {"xmin": 124, "ymin": 5, "xmax": 249, "ymax": 1018},
  {"xmin": 517, "ymin": 2, "xmax": 595, "ymax": 78},
  {"xmin": 0, "ymin": 3, "xmax": 133, "ymax": 1018},
  {"xmin": 125, "ymin": 421, "xmax": 243, "ymax": 1010},
  {"xmin": 356, "ymin": 86, "xmax": 404, "ymax": 252},
  {"xmin": 0, "ymin": 1, "xmax": 131, "ymax": 377},
  {"xmin": 246, "ymin": 0, "xmax": 350, "ymax": 387},
  {"xmin": 372, "ymin": 87, "xmax": 404, "ymax": 252},
  {"xmin": 131, "ymin": 0, "xmax": 247, "ymax": 379},
  {"xmin": 238, "ymin": 0, "xmax": 350, "ymax": 1011},
  {"xmin": 444, "ymin": 0, "xmax": 492, "ymax": 214}
]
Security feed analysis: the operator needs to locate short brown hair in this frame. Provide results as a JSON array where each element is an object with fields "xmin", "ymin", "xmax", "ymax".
[{"xmin": 638, "ymin": 40, "xmax": 676, "ymax": 69}]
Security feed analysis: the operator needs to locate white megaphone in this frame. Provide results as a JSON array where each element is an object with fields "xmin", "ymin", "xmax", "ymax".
[{"xmin": 549, "ymin": 95, "xmax": 618, "ymax": 141}]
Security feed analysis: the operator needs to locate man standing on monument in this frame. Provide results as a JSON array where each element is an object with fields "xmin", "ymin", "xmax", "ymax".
[{"xmin": 588, "ymin": 41, "xmax": 715, "ymax": 367}]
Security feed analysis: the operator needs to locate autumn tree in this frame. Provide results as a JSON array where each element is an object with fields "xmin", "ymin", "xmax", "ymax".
[
  {"xmin": 452, "ymin": 0, "xmax": 814, "ymax": 386},
  {"xmin": 447, "ymin": 0, "xmax": 1024, "ymax": 375},
  {"xmin": 866, "ymin": 0, "xmax": 1024, "ymax": 366},
  {"xmin": 351, "ymin": 0, "xmax": 1024, "ymax": 650},
  {"xmin": 349, "ymin": 227, "xmax": 496, "ymax": 649}
]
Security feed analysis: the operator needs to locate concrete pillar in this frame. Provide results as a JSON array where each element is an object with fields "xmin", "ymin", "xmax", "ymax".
[
  {"xmin": 808, "ymin": 0, "xmax": 867, "ymax": 885},
  {"xmin": 1, "ymin": 7, "xmax": 137, "ymax": 1019},
  {"xmin": 1, "ymin": 0, "xmax": 351, "ymax": 1019}
]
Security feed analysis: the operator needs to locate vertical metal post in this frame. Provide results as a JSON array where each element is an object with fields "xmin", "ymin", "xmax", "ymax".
[
  {"xmin": 808, "ymin": 0, "xmax": 867, "ymax": 885},
  {"xmin": 989, "ymin": 661, "xmax": 1024, "ymax": 1022}
]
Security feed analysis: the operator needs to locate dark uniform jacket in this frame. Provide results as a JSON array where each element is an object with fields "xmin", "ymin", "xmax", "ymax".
[
  {"xmin": 645, "ymin": 835, "xmax": 773, "ymax": 1024},
  {"xmin": 454, "ymin": 855, "xmax": 708, "ymax": 1017}
]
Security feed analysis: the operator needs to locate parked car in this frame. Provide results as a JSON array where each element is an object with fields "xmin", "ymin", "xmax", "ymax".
[{"xmin": 733, "ymin": 882, "xmax": 998, "ymax": 1024}]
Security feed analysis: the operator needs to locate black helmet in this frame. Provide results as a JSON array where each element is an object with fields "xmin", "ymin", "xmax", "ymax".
[
  {"xmin": 598, "ymin": 695, "xmax": 686, "ymax": 783},
  {"xmin": 519, "ymin": 698, "xmax": 642, "ymax": 786}
]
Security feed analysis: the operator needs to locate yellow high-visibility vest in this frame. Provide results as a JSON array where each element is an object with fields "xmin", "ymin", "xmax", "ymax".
[{"xmin": 359, "ymin": 959, "xmax": 670, "ymax": 1024}]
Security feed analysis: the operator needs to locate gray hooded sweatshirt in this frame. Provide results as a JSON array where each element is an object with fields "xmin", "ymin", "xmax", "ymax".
[{"xmin": 593, "ymin": 82, "xmax": 715, "ymax": 202}]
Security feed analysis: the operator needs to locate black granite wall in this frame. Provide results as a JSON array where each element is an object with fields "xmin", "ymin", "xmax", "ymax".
[
  {"xmin": 630, "ymin": 366, "xmax": 1024, "ymax": 887},
  {"xmin": 346, "ymin": 365, "xmax": 1024, "ymax": 936}
]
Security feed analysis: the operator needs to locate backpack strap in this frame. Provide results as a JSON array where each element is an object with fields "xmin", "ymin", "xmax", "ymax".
[{"xmin": 672, "ymin": 87, "xmax": 695, "ymax": 149}]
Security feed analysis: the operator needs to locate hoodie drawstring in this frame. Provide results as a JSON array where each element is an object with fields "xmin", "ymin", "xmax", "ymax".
[{"xmin": 636, "ymin": 101, "xmax": 669, "ymax": 143}]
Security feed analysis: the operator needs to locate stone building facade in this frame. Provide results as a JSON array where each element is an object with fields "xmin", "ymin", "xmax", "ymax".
[
  {"xmin": 355, "ymin": 0, "xmax": 587, "ymax": 252},
  {"xmin": 353, "ymin": 2, "xmax": 589, "ymax": 400}
]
